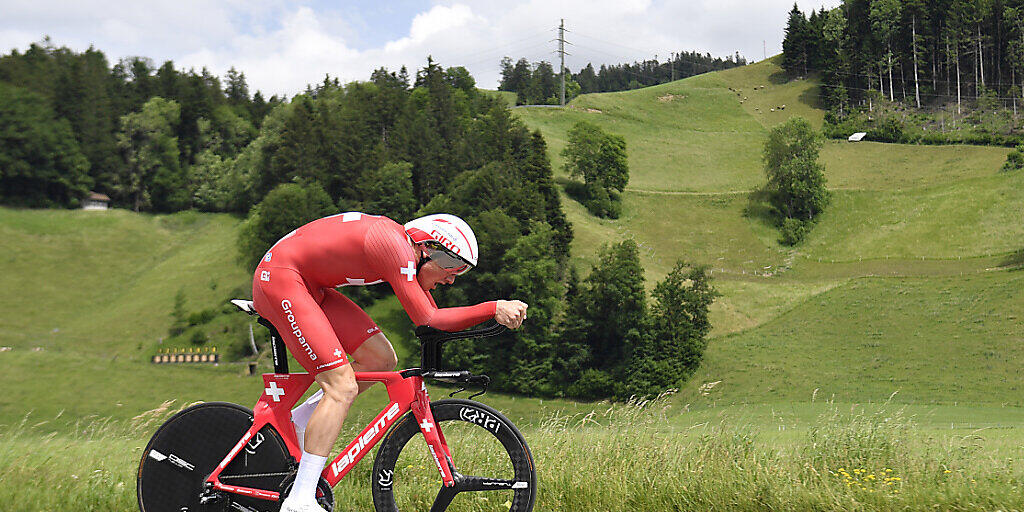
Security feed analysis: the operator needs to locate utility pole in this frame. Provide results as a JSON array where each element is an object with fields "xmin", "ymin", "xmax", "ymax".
[
  {"xmin": 558, "ymin": 19, "xmax": 567, "ymax": 106},
  {"xmin": 763, "ymin": 40, "xmax": 767, "ymax": 61},
  {"xmin": 671, "ymin": 52, "xmax": 675, "ymax": 81}
]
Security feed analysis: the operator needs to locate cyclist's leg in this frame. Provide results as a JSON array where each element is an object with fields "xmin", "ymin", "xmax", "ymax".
[
  {"xmin": 349, "ymin": 333, "xmax": 398, "ymax": 389},
  {"xmin": 320, "ymin": 288, "xmax": 397, "ymax": 393},
  {"xmin": 253, "ymin": 267, "xmax": 357, "ymax": 510},
  {"xmin": 305, "ymin": 364, "xmax": 359, "ymax": 453}
]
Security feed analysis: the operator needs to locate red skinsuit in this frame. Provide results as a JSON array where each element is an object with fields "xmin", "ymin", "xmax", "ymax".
[{"xmin": 252, "ymin": 212, "xmax": 496, "ymax": 375}]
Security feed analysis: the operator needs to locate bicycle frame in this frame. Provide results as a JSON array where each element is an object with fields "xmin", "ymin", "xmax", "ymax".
[{"xmin": 204, "ymin": 370, "xmax": 455, "ymax": 502}]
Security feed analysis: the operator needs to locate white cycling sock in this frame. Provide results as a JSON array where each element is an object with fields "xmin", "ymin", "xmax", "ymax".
[
  {"xmin": 291, "ymin": 389, "xmax": 324, "ymax": 431},
  {"xmin": 290, "ymin": 451, "xmax": 327, "ymax": 501}
]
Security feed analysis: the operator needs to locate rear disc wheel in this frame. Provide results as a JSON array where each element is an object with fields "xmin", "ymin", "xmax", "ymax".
[{"xmin": 137, "ymin": 401, "xmax": 310, "ymax": 512}]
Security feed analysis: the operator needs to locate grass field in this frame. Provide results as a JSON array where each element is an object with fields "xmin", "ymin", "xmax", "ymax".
[
  {"xmin": 3, "ymin": 395, "xmax": 1022, "ymax": 511},
  {"xmin": 682, "ymin": 271, "xmax": 1024, "ymax": 406},
  {"xmin": 804, "ymin": 174, "xmax": 1024, "ymax": 261}
]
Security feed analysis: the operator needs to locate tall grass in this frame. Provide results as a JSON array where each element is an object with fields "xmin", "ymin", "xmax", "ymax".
[{"xmin": 3, "ymin": 395, "xmax": 1021, "ymax": 511}]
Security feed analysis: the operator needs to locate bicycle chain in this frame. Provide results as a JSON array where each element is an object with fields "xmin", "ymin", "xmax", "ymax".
[{"xmin": 219, "ymin": 471, "xmax": 292, "ymax": 480}]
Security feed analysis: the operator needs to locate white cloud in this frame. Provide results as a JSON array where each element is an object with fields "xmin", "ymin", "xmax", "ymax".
[{"xmin": 0, "ymin": 0, "xmax": 841, "ymax": 96}]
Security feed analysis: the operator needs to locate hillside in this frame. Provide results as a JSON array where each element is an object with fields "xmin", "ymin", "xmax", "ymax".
[
  {"xmin": 0, "ymin": 208, "xmax": 249, "ymax": 355},
  {"xmin": 513, "ymin": 56, "xmax": 1024, "ymax": 406}
]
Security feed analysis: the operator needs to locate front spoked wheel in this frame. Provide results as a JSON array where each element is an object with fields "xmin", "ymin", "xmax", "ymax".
[{"xmin": 371, "ymin": 399, "xmax": 536, "ymax": 512}]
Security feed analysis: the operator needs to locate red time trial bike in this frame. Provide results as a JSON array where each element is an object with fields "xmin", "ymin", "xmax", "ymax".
[{"xmin": 136, "ymin": 299, "xmax": 536, "ymax": 512}]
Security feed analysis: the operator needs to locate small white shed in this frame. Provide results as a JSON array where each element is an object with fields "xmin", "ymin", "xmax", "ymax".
[
  {"xmin": 83, "ymin": 192, "xmax": 110, "ymax": 210},
  {"xmin": 848, "ymin": 132, "xmax": 867, "ymax": 142}
]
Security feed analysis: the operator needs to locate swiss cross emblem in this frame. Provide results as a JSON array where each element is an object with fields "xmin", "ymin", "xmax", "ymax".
[
  {"xmin": 265, "ymin": 381, "xmax": 285, "ymax": 402},
  {"xmin": 420, "ymin": 419, "xmax": 434, "ymax": 433},
  {"xmin": 399, "ymin": 261, "xmax": 416, "ymax": 281},
  {"xmin": 334, "ymin": 349, "xmax": 344, "ymax": 359}
]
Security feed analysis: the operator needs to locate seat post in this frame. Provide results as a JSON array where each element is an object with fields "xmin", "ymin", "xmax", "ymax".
[{"xmin": 257, "ymin": 318, "xmax": 290, "ymax": 374}]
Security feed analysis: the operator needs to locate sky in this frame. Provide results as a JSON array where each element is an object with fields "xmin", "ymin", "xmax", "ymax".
[{"xmin": 0, "ymin": 0, "xmax": 842, "ymax": 97}]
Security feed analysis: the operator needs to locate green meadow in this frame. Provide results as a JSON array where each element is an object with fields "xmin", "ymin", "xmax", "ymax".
[{"xmin": 2, "ymin": 56, "xmax": 1023, "ymax": 510}]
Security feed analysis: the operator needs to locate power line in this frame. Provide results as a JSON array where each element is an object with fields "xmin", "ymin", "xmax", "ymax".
[
  {"xmin": 442, "ymin": 28, "xmax": 554, "ymax": 68},
  {"xmin": 556, "ymin": 19, "xmax": 570, "ymax": 105}
]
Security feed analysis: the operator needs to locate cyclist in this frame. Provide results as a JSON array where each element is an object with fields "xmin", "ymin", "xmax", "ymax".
[{"xmin": 251, "ymin": 212, "xmax": 528, "ymax": 512}]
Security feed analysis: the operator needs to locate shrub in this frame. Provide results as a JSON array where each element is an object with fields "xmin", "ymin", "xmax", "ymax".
[
  {"xmin": 567, "ymin": 369, "xmax": 617, "ymax": 399},
  {"xmin": 1003, "ymin": 145, "xmax": 1024, "ymax": 172},
  {"xmin": 186, "ymin": 309, "xmax": 217, "ymax": 327},
  {"xmin": 189, "ymin": 330, "xmax": 208, "ymax": 346},
  {"xmin": 867, "ymin": 116, "xmax": 904, "ymax": 143},
  {"xmin": 583, "ymin": 182, "xmax": 621, "ymax": 218},
  {"xmin": 919, "ymin": 131, "xmax": 948, "ymax": 145},
  {"xmin": 779, "ymin": 218, "xmax": 811, "ymax": 246},
  {"xmin": 963, "ymin": 131, "xmax": 994, "ymax": 146},
  {"xmin": 563, "ymin": 180, "xmax": 621, "ymax": 218}
]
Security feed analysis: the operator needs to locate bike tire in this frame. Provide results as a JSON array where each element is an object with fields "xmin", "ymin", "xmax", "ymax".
[
  {"xmin": 370, "ymin": 399, "xmax": 536, "ymax": 512},
  {"xmin": 137, "ymin": 401, "xmax": 331, "ymax": 512}
]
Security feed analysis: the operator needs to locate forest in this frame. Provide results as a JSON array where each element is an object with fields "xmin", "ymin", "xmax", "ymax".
[
  {"xmin": 782, "ymin": 0, "xmax": 1024, "ymax": 139},
  {"xmin": 498, "ymin": 51, "xmax": 746, "ymax": 105}
]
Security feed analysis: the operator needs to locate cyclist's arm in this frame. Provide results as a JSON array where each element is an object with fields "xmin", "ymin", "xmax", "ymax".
[{"xmin": 366, "ymin": 220, "xmax": 496, "ymax": 331}]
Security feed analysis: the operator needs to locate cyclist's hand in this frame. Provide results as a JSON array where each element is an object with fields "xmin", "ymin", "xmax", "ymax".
[{"xmin": 495, "ymin": 300, "xmax": 528, "ymax": 329}]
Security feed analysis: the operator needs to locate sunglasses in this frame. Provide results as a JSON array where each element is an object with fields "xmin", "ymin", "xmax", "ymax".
[{"xmin": 422, "ymin": 242, "xmax": 473, "ymax": 275}]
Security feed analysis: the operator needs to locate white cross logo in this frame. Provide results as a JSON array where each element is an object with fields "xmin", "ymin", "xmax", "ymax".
[
  {"xmin": 334, "ymin": 349, "xmax": 344, "ymax": 359},
  {"xmin": 341, "ymin": 212, "xmax": 361, "ymax": 222},
  {"xmin": 420, "ymin": 419, "xmax": 434, "ymax": 433},
  {"xmin": 399, "ymin": 261, "xmax": 416, "ymax": 281},
  {"xmin": 265, "ymin": 381, "xmax": 285, "ymax": 402}
]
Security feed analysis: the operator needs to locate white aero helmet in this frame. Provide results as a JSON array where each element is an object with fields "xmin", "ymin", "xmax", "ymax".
[{"xmin": 404, "ymin": 213, "xmax": 478, "ymax": 274}]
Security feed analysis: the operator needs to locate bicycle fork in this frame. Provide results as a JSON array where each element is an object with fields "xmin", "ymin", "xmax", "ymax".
[{"xmin": 410, "ymin": 379, "xmax": 458, "ymax": 487}]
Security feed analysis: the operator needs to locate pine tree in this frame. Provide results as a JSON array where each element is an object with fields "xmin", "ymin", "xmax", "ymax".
[
  {"xmin": 225, "ymin": 67, "xmax": 249, "ymax": 103},
  {"xmin": 498, "ymin": 56, "xmax": 515, "ymax": 91},
  {"xmin": 783, "ymin": 4, "xmax": 810, "ymax": 74}
]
